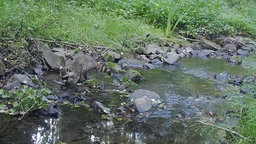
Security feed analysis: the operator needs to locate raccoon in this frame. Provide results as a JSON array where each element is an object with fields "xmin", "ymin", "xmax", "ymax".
[{"xmin": 60, "ymin": 54, "xmax": 111, "ymax": 85}]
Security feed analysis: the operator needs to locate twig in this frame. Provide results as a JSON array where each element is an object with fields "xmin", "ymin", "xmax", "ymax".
[
  {"xmin": 198, "ymin": 120, "xmax": 251, "ymax": 142},
  {"xmin": 18, "ymin": 102, "xmax": 35, "ymax": 120}
]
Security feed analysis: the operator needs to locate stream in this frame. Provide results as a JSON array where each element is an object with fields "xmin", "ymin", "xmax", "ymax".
[{"xmin": 0, "ymin": 57, "xmax": 251, "ymax": 144}]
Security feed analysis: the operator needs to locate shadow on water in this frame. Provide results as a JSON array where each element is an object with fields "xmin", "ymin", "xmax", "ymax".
[{"xmin": 0, "ymin": 57, "xmax": 248, "ymax": 144}]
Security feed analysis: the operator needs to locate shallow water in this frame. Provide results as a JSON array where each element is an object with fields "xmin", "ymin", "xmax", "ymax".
[{"xmin": 0, "ymin": 57, "xmax": 247, "ymax": 144}]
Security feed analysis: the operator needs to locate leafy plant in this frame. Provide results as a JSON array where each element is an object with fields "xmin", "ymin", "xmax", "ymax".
[{"xmin": 0, "ymin": 86, "xmax": 51, "ymax": 118}]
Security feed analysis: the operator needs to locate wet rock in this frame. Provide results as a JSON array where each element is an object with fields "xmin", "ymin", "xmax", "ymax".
[
  {"xmin": 118, "ymin": 58, "xmax": 145, "ymax": 70},
  {"xmin": 163, "ymin": 50, "xmax": 180, "ymax": 65},
  {"xmin": 125, "ymin": 69, "xmax": 142, "ymax": 83},
  {"xmin": 133, "ymin": 96, "xmax": 152, "ymax": 112},
  {"xmin": 5, "ymin": 74, "xmax": 36, "ymax": 89},
  {"xmin": 151, "ymin": 58, "xmax": 163, "ymax": 65},
  {"xmin": 43, "ymin": 49, "xmax": 65, "ymax": 70},
  {"xmin": 237, "ymin": 49, "xmax": 249, "ymax": 57},
  {"xmin": 198, "ymin": 50, "xmax": 214, "ymax": 58},
  {"xmin": 198, "ymin": 38, "xmax": 220, "ymax": 51},
  {"xmin": 0, "ymin": 61, "xmax": 6, "ymax": 75},
  {"xmin": 143, "ymin": 63, "xmax": 155, "ymax": 69},
  {"xmin": 47, "ymin": 95, "xmax": 59, "ymax": 101},
  {"xmin": 92, "ymin": 101, "xmax": 111, "ymax": 114},
  {"xmin": 128, "ymin": 89, "xmax": 161, "ymax": 113},
  {"xmin": 37, "ymin": 104, "xmax": 60, "ymax": 118}
]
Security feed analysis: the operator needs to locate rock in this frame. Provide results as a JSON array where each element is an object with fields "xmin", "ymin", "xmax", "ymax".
[
  {"xmin": 145, "ymin": 43, "xmax": 159, "ymax": 55},
  {"xmin": 133, "ymin": 47, "xmax": 146, "ymax": 54},
  {"xmin": 197, "ymin": 50, "xmax": 214, "ymax": 58},
  {"xmin": 143, "ymin": 63, "xmax": 155, "ymax": 69},
  {"xmin": 155, "ymin": 47, "xmax": 169, "ymax": 55},
  {"xmin": 92, "ymin": 101, "xmax": 111, "ymax": 114},
  {"xmin": 43, "ymin": 49, "xmax": 65, "ymax": 70},
  {"xmin": 0, "ymin": 61, "xmax": 6, "ymax": 75},
  {"xmin": 163, "ymin": 50, "xmax": 180, "ymax": 65},
  {"xmin": 138, "ymin": 55, "xmax": 150, "ymax": 62},
  {"xmin": 128, "ymin": 89, "xmax": 161, "ymax": 112},
  {"xmin": 157, "ymin": 38, "xmax": 169, "ymax": 47},
  {"xmin": 118, "ymin": 58, "xmax": 145, "ymax": 70},
  {"xmin": 198, "ymin": 38, "xmax": 220, "ymax": 51},
  {"xmin": 37, "ymin": 104, "xmax": 60, "ymax": 118},
  {"xmin": 103, "ymin": 51, "xmax": 121, "ymax": 62},
  {"xmin": 133, "ymin": 96, "xmax": 152, "ymax": 112},
  {"xmin": 237, "ymin": 49, "xmax": 249, "ymax": 57},
  {"xmin": 223, "ymin": 43, "xmax": 237, "ymax": 53},
  {"xmin": 151, "ymin": 58, "xmax": 163, "ymax": 65},
  {"xmin": 5, "ymin": 74, "xmax": 36, "ymax": 89},
  {"xmin": 229, "ymin": 55, "xmax": 242, "ymax": 64},
  {"xmin": 178, "ymin": 47, "xmax": 194, "ymax": 57},
  {"xmin": 125, "ymin": 69, "xmax": 142, "ymax": 83},
  {"xmin": 107, "ymin": 62, "xmax": 123, "ymax": 72}
]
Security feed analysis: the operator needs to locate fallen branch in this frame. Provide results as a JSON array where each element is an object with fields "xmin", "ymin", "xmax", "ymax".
[{"xmin": 198, "ymin": 120, "xmax": 251, "ymax": 142}]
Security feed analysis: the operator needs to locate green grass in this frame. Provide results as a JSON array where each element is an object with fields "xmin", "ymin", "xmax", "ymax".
[{"xmin": 0, "ymin": 0, "xmax": 163, "ymax": 48}]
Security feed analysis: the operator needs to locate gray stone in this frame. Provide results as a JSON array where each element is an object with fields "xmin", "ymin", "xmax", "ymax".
[
  {"xmin": 103, "ymin": 51, "xmax": 121, "ymax": 62},
  {"xmin": 43, "ymin": 49, "xmax": 65, "ymax": 70},
  {"xmin": 163, "ymin": 50, "xmax": 180, "ymax": 65},
  {"xmin": 224, "ymin": 43, "xmax": 237, "ymax": 53},
  {"xmin": 128, "ymin": 89, "xmax": 161, "ymax": 113},
  {"xmin": 118, "ymin": 58, "xmax": 145, "ymax": 70},
  {"xmin": 145, "ymin": 43, "xmax": 159, "ymax": 55},
  {"xmin": 134, "ymin": 96, "xmax": 152, "ymax": 112},
  {"xmin": 198, "ymin": 38, "xmax": 220, "ymax": 51},
  {"xmin": 92, "ymin": 101, "xmax": 111, "ymax": 114},
  {"xmin": 237, "ymin": 49, "xmax": 249, "ymax": 56},
  {"xmin": 5, "ymin": 74, "xmax": 36, "ymax": 89},
  {"xmin": 151, "ymin": 58, "xmax": 163, "ymax": 65},
  {"xmin": 198, "ymin": 50, "xmax": 214, "ymax": 58}
]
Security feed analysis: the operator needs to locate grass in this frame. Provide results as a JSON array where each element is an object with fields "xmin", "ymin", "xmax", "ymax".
[
  {"xmin": 1, "ymin": 0, "xmax": 256, "ymax": 49},
  {"xmin": 0, "ymin": 0, "xmax": 163, "ymax": 48}
]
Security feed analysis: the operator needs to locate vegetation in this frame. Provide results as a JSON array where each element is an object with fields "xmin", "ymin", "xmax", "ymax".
[
  {"xmin": 1, "ymin": 0, "xmax": 256, "ymax": 48},
  {"xmin": 0, "ymin": 86, "xmax": 51, "ymax": 119}
]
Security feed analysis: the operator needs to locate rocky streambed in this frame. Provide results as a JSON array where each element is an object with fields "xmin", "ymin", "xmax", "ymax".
[{"xmin": 0, "ymin": 36, "xmax": 256, "ymax": 143}]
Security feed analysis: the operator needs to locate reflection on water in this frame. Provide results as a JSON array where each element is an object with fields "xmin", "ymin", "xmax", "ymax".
[{"xmin": 0, "ymin": 57, "xmax": 246, "ymax": 144}]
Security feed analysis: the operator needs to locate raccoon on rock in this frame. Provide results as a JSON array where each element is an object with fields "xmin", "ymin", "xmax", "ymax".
[{"xmin": 60, "ymin": 54, "xmax": 111, "ymax": 85}]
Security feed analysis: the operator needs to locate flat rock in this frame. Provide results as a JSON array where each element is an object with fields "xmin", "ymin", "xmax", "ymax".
[
  {"xmin": 118, "ymin": 58, "xmax": 146, "ymax": 70},
  {"xmin": 43, "ymin": 49, "xmax": 65, "ymax": 70},
  {"xmin": 224, "ymin": 43, "xmax": 237, "ymax": 53},
  {"xmin": 6, "ymin": 74, "xmax": 36, "ymax": 89},
  {"xmin": 199, "ymin": 38, "xmax": 220, "ymax": 51},
  {"xmin": 145, "ymin": 43, "xmax": 159, "ymax": 55}
]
